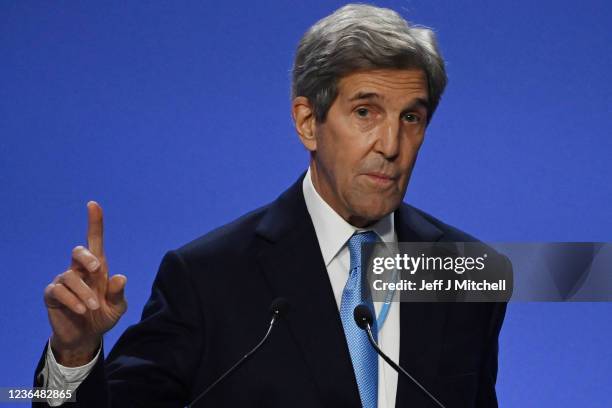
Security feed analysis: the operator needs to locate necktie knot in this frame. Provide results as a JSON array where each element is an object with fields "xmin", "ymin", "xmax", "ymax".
[{"xmin": 348, "ymin": 231, "xmax": 379, "ymax": 271}]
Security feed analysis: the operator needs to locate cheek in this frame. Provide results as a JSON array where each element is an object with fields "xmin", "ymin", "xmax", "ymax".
[
  {"xmin": 319, "ymin": 131, "xmax": 369, "ymax": 176},
  {"xmin": 400, "ymin": 134, "xmax": 424, "ymax": 165}
]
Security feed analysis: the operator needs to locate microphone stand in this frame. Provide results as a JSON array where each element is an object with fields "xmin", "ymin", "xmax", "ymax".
[{"xmin": 363, "ymin": 322, "xmax": 446, "ymax": 408}]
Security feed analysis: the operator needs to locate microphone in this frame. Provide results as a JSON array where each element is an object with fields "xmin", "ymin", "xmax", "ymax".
[
  {"xmin": 187, "ymin": 298, "xmax": 290, "ymax": 408},
  {"xmin": 353, "ymin": 305, "xmax": 446, "ymax": 408}
]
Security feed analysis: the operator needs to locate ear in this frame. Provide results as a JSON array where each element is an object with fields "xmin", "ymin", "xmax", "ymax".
[{"xmin": 292, "ymin": 96, "xmax": 317, "ymax": 152}]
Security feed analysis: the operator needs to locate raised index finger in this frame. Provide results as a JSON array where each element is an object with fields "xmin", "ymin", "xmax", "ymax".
[{"xmin": 87, "ymin": 201, "xmax": 105, "ymax": 258}]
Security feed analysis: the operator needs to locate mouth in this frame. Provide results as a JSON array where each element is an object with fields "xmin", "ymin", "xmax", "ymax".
[{"xmin": 363, "ymin": 172, "xmax": 396, "ymax": 188}]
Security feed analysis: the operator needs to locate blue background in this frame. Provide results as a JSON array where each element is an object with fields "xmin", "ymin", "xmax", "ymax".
[{"xmin": 1, "ymin": 1, "xmax": 610, "ymax": 406}]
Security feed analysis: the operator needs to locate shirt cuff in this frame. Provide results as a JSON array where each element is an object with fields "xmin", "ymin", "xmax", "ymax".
[{"xmin": 42, "ymin": 338, "xmax": 102, "ymax": 406}]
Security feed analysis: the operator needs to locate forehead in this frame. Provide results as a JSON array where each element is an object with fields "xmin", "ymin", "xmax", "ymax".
[{"xmin": 337, "ymin": 69, "xmax": 429, "ymax": 101}]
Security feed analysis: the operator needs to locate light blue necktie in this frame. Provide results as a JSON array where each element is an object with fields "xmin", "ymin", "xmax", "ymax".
[{"xmin": 340, "ymin": 231, "xmax": 378, "ymax": 408}]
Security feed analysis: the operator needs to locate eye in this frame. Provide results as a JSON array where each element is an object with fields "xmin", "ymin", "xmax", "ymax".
[
  {"xmin": 402, "ymin": 112, "xmax": 421, "ymax": 123},
  {"xmin": 355, "ymin": 107, "xmax": 370, "ymax": 118}
]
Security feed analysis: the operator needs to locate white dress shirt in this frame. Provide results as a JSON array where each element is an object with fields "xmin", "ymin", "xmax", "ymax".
[
  {"xmin": 302, "ymin": 167, "xmax": 399, "ymax": 408},
  {"xmin": 43, "ymin": 167, "xmax": 400, "ymax": 407}
]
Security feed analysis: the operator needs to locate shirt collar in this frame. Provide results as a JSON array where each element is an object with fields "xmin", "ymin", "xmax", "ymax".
[{"xmin": 302, "ymin": 167, "xmax": 395, "ymax": 267}]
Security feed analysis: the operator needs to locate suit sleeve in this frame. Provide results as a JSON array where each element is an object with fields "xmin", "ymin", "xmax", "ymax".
[{"xmin": 33, "ymin": 250, "xmax": 206, "ymax": 407}]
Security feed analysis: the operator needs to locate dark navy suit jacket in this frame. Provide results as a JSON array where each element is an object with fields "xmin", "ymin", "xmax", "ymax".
[{"xmin": 34, "ymin": 174, "xmax": 507, "ymax": 407}]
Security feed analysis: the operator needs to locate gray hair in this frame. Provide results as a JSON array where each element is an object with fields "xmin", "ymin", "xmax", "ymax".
[{"xmin": 291, "ymin": 4, "xmax": 447, "ymax": 123}]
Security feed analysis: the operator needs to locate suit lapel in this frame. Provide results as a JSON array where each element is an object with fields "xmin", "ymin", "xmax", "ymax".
[
  {"xmin": 255, "ymin": 175, "xmax": 361, "ymax": 406},
  {"xmin": 394, "ymin": 204, "xmax": 449, "ymax": 407}
]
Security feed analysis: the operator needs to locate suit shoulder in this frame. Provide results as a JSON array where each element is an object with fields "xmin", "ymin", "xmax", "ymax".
[
  {"xmin": 404, "ymin": 204, "xmax": 511, "ymax": 275},
  {"xmin": 405, "ymin": 204, "xmax": 480, "ymax": 242}
]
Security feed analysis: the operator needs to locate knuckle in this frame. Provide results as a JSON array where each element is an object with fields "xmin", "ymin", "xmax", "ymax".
[
  {"xmin": 49, "ymin": 284, "xmax": 63, "ymax": 300},
  {"xmin": 58, "ymin": 270, "xmax": 72, "ymax": 283},
  {"xmin": 44, "ymin": 283, "xmax": 55, "ymax": 298}
]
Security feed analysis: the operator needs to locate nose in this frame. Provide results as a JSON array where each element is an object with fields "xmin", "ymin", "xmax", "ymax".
[{"xmin": 374, "ymin": 118, "xmax": 400, "ymax": 160}]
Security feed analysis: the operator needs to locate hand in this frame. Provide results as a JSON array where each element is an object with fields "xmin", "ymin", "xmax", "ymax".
[{"xmin": 44, "ymin": 201, "xmax": 127, "ymax": 366}]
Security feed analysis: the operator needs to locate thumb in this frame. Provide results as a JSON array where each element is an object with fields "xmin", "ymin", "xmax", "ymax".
[{"xmin": 106, "ymin": 274, "xmax": 127, "ymax": 308}]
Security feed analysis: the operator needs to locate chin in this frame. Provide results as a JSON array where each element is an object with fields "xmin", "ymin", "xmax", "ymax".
[{"xmin": 349, "ymin": 200, "xmax": 398, "ymax": 224}]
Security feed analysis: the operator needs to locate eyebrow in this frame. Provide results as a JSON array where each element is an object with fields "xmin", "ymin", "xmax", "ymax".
[
  {"xmin": 348, "ymin": 92, "xmax": 429, "ymax": 112},
  {"xmin": 348, "ymin": 91, "xmax": 381, "ymax": 102}
]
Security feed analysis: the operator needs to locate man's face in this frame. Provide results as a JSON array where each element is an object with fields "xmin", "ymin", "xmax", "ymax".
[{"xmin": 308, "ymin": 68, "xmax": 429, "ymax": 227}]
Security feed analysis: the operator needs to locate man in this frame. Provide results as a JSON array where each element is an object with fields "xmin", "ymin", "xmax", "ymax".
[{"xmin": 35, "ymin": 4, "xmax": 507, "ymax": 407}]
